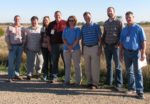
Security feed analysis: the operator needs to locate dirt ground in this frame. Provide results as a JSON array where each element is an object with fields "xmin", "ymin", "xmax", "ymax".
[{"xmin": 0, "ymin": 73, "xmax": 150, "ymax": 104}]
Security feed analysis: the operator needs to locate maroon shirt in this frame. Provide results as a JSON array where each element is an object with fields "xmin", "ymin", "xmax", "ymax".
[{"xmin": 46, "ymin": 20, "xmax": 66, "ymax": 44}]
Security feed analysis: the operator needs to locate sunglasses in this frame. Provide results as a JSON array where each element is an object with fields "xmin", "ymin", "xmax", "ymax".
[{"xmin": 68, "ymin": 19, "xmax": 75, "ymax": 22}]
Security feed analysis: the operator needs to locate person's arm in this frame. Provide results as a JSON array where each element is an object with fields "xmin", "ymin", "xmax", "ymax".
[
  {"xmin": 140, "ymin": 41, "xmax": 146, "ymax": 61},
  {"xmin": 46, "ymin": 26, "xmax": 51, "ymax": 52},
  {"xmin": 5, "ymin": 26, "xmax": 11, "ymax": 49},
  {"xmin": 119, "ymin": 43, "xmax": 124, "ymax": 62}
]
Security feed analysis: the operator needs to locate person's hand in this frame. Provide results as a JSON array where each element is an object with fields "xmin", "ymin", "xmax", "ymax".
[
  {"xmin": 120, "ymin": 52, "xmax": 124, "ymax": 63},
  {"xmin": 115, "ymin": 44, "xmax": 119, "ymax": 48},
  {"xmin": 68, "ymin": 45, "xmax": 73, "ymax": 50},
  {"xmin": 48, "ymin": 45, "xmax": 51, "ymax": 52},
  {"xmin": 140, "ymin": 53, "xmax": 146, "ymax": 61},
  {"xmin": 97, "ymin": 47, "xmax": 102, "ymax": 56}
]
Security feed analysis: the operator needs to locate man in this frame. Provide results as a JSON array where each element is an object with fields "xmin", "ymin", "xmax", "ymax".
[
  {"xmin": 102, "ymin": 7, "xmax": 123, "ymax": 89},
  {"xmin": 5, "ymin": 15, "xmax": 25, "ymax": 82},
  {"xmin": 120, "ymin": 11, "xmax": 146, "ymax": 99},
  {"xmin": 47, "ymin": 11, "xmax": 66, "ymax": 82},
  {"xmin": 81, "ymin": 12, "xmax": 102, "ymax": 89},
  {"xmin": 25, "ymin": 16, "xmax": 43, "ymax": 80}
]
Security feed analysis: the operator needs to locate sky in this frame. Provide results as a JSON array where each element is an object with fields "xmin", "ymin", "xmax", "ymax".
[{"xmin": 0, "ymin": 0, "xmax": 150, "ymax": 23}]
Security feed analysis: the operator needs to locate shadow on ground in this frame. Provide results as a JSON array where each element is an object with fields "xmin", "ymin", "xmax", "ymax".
[{"xmin": 0, "ymin": 74, "xmax": 135, "ymax": 98}]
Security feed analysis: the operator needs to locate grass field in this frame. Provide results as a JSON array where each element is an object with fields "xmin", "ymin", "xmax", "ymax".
[{"xmin": 0, "ymin": 24, "xmax": 150, "ymax": 91}]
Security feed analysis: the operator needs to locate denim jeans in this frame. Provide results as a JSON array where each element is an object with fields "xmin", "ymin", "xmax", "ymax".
[
  {"xmin": 8, "ymin": 45, "xmax": 23, "ymax": 79},
  {"xmin": 41, "ymin": 48, "xmax": 52, "ymax": 77},
  {"xmin": 104, "ymin": 45, "xmax": 123, "ymax": 87},
  {"xmin": 51, "ymin": 44, "xmax": 65, "ymax": 78},
  {"xmin": 124, "ymin": 49, "xmax": 144, "ymax": 93}
]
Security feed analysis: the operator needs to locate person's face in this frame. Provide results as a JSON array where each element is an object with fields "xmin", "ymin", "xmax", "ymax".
[
  {"xmin": 84, "ymin": 14, "xmax": 91, "ymax": 24},
  {"xmin": 31, "ymin": 19, "xmax": 38, "ymax": 27},
  {"xmin": 43, "ymin": 17, "xmax": 50, "ymax": 27},
  {"xmin": 68, "ymin": 18, "xmax": 75, "ymax": 27},
  {"xmin": 55, "ymin": 12, "xmax": 62, "ymax": 22},
  {"xmin": 126, "ymin": 14, "xmax": 134, "ymax": 25},
  {"xmin": 14, "ymin": 16, "xmax": 21, "ymax": 25},
  {"xmin": 107, "ymin": 8, "xmax": 115, "ymax": 18}
]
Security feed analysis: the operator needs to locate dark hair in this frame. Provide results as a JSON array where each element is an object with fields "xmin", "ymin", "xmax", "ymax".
[
  {"xmin": 14, "ymin": 15, "xmax": 20, "ymax": 20},
  {"xmin": 125, "ymin": 11, "xmax": 134, "ymax": 16},
  {"xmin": 42, "ymin": 16, "xmax": 50, "ymax": 27},
  {"xmin": 83, "ymin": 11, "xmax": 91, "ymax": 17},
  {"xmin": 107, "ymin": 7, "xmax": 115, "ymax": 12},
  {"xmin": 31, "ymin": 16, "xmax": 38, "ymax": 21},
  {"xmin": 66, "ymin": 16, "xmax": 77, "ymax": 27},
  {"xmin": 55, "ymin": 11, "xmax": 62, "ymax": 15}
]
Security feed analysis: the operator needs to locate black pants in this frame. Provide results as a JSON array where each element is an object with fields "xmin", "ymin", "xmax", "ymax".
[{"xmin": 41, "ymin": 48, "xmax": 52, "ymax": 77}]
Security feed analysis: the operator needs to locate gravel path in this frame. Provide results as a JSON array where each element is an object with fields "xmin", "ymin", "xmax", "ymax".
[{"xmin": 0, "ymin": 74, "xmax": 150, "ymax": 104}]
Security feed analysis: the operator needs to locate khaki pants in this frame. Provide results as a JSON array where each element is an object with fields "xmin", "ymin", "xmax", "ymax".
[
  {"xmin": 63, "ymin": 50, "xmax": 82, "ymax": 84},
  {"xmin": 83, "ymin": 45, "xmax": 100, "ymax": 86},
  {"xmin": 26, "ymin": 50, "xmax": 44, "ymax": 76}
]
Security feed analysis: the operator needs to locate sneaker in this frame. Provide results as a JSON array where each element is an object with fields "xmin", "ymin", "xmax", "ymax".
[
  {"xmin": 26, "ymin": 76, "xmax": 31, "ymax": 80},
  {"xmin": 52, "ymin": 74, "xmax": 58, "ymax": 83},
  {"xmin": 90, "ymin": 85, "xmax": 99, "ymax": 89},
  {"xmin": 137, "ymin": 93, "xmax": 145, "ymax": 99},
  {"xmin": 42, "ymin": 76, "xmax": 47, "ymax": 81},
  {"xmin": 14, "ymin": 76, "xmax": 23, "ymax": 80},
  {"xmin": 126, "ymin": 90, "xmax": 136, "ymax": 95},
  {"xmin": 114, "ymin": 86, "xmax": 125, "ymax": 92},
  {"xmin": 7, "ymin": 79, "xmax": 14, "ymax": 83}
]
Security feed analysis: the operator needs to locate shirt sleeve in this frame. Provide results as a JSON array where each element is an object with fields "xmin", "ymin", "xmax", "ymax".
[
  {"xmin": 62, "ymin": 28, "xmax": 66, "ymax": 40},
  {"xmin": 139, "ymin": 27, "xmax": 146, "ymax": 42},
  {"xmin": 96, "ymin": 24, "xmax": 102, "ymax": 38},
  {"xmin": 76, "ymin": 28, "xmax": 81, "ymax": 40},
  {"xmin": 120, "ymin": 29, "xmax": 125, "ymax": 44}
]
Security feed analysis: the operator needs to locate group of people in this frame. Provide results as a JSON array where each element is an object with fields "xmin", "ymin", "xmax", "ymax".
[{"xmin": 5, "ymin": 7, "xmax": 146, "ymax": 99}]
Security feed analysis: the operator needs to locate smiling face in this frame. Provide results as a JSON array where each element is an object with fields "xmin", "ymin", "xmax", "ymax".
[
  {"xmin": 54, "ymin": 11, "xmax": 62, "ymax": 22},
  {"xmin": 31, "ymin": 19, "xmax": 38, "ymax": 27},
  {"xmin": 107, "ymin": 7, "xmax": 115, "ymax": 18},
  {"xmin": 14, "ymin": 16, "xmax": 21, "ymax": 26},
  {"xmin": 126, "ymin": 13, "xmax": 134, "ymax": 25},
  {"xmin": 84, "ymin": 13, "xmax": 92, "ymax": 24},
  {"xmin": 43, "ymin": 17, "xmax": 50, "ymax": 27}
]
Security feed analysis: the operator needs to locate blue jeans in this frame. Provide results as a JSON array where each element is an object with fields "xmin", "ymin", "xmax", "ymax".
[
  {"xmin": 124, "ymin": 50, "xmax": 143, "ymax": 93},
  {"xmin": 8, "ymin": 45, "xmax": 23, "ymax": 79},
  {"xmin": 104, "ymin": 45, "xmax": 123, "ymax": 87},
  {"xmin": 51, "ymin": 44, "xmax": 65, "ymax": 77}
]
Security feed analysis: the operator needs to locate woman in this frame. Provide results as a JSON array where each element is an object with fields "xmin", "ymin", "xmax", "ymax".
[
  {"xmin": 41, "ymin": 16, "xmax": 51, "ymax": 81},
  {"xmin": 62, "ymin": 16, "xmax": 82, "ymax": 85},
  {"xmin": 25, "ymin": 16, "xmax": 43, "ymax": 80}
]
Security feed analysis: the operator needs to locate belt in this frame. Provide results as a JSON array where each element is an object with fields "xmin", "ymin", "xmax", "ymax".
[
  {"xmin": 84, "ymin": 44, "xmax": 98, "ymax": 47},
  {"xmin": 124, "ymin": 48, "xmax": 138, "ymax": 52},
  {"xmin": 11, "ymin": 44, "xmax": 23, "ymax": 46}
]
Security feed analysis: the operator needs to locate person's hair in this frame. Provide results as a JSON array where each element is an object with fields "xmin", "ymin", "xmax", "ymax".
[
  {"xmin": 125, "ymin": 11, "xmax": 134, "ymax": 16},
  {"xmin": 42, "ymin": 16, "xmax": 50, "ymax": 27},
  {"xmin": 83, "ymin": 11, "xmax": 91, "ymax": 17},
  {"xmin": 107, "ymin": 7, "xmax": 115, "ymax": 12},
  {"xmin": 55, "ymin": 11, "xmax": 62, "ymax": 15},
  {"xmin": 14, "ymin": 15, "xmax": 20, "ymax": 20},
  {"xmin": 31, "ymin": 16, "xmax": 38, "ymax": 21},
  {"xmin": 66, "ymin": 16, "xmax": 77, "ymax": 27}
]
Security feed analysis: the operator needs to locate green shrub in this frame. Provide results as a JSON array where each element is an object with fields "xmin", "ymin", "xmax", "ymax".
[{"xmin": 0, "ymin": 28, "xmax": 4, "ymax": 37}]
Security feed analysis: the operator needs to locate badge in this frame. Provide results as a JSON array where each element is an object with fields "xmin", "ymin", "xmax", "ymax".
[
  {"xmin": 126, "ymin": 36, "xmax": 130, "ymax": 42},
  {"xmin": 51, "ymin": 29, "xmax": 55, "ymax": 35}
]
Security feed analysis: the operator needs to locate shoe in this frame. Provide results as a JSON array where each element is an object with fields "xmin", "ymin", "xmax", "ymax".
[
  {"xmin": 114, "ymin": 86, "xmax": 125, "ymax": 92},
  {"xmin": 26, "ymin": 76, "xmax": 31, "ymax": 80},
  {"xmin": 90, "ymin": 85, "xmax": 98, "ymax": 89},
  {"xmin": 136, "ymin": 93, "xmax": 145, "ymax": 99},
  {"xmin": 42, "ymin": 76, "xmax": 47, "ymax": 81},
  {"xmin": 126, "ymin": 90, "xmax": 136, "ymax": 95},
  {"xmin": 7, "ymin": 79, "xmax": 14, "ymax": 83},
  {"xmin": 52, "ymin": 74, "xmax": 59, "ymax": 83},
  {"xmin": 14, "ymin": 76, "xmax": 23, "ymax": 80}
]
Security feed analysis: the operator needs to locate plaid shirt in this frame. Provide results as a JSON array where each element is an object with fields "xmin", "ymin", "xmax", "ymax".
[{"xmin": 102, "ymin": 18, "xmax": 123, "ymax": 45}]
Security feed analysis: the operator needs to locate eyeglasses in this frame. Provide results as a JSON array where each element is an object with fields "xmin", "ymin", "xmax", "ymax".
[{"xmin": 68, "ymin": 19, "xmax": 75, "ymax": 22}]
